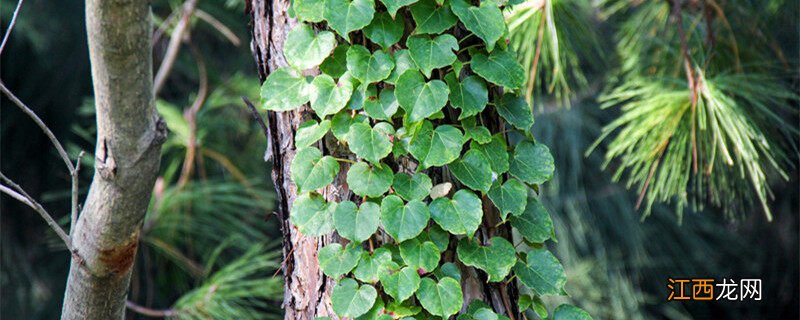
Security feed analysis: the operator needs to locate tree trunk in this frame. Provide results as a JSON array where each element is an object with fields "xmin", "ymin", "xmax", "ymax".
[
  {"xmin": 247, "ymin": 1, "xmax": 519, "ymax": 318},
  {"xmin": 61, "ymin": 0, "xmax": 165, "ymax": 319}
]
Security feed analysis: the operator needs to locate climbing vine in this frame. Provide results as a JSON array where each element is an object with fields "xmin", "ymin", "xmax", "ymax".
[{"xmin": 261, "ymin": 0, "xmax": 591, "ymax": 318}]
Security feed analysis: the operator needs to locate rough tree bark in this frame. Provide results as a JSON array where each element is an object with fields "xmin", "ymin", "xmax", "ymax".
[
  {"xmin": 61, "ymin": 1, "xmax": 165, "ymax": 319},
  {"xmin": 248, "ymin": 1, "xmax": 519, "ymax": 318}
]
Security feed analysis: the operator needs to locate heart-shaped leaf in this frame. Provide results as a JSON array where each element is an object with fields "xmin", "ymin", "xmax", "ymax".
[
  {"xmin": 348, "ymin": 122, "xmax": 393, "ymax": 164},
  {"xmin": 356, "ymin": 298, "xmax": 387, "ymax": 320},
  {"xmin": 332, "ymin": 111, "xmax": 369, "ymax": 142},
  {"xmin": 449, "ymin": 149, "xmax": 492, "ymax": 193},
  {"xmin": 434, "ymin": 262, "xmax": 461, "ymax": 281},
  {"xmin": 378, "ymin": 0, "xmax": 419, "ymax": 18},
  {"xmin": 396, "ymin": 70, "xmax": 450, "ymax": 122},
  {"xmin": 363, "ymin": 12, "xmax": 405, "ymax": 49},
  {"xmin": 353, "ymin": 247, "xmax": 393, "ymax": 283},
  {"xmin": 332, "ymin": 278, "xmax": 378, "ymax": 318},
  {"xmin": 364, "ymin": 88, "xmax": 399, "ymax": 121},
  {"xmin": 393, "ymin": 172, "xmax": 433, "ymax": 201},
  {"xmin": 471, "ymin": 49, "xmax": 526, "ymax": 89},
  {"xmin": 260, "ymin": 67, "xmax": 310, "ymax": 111},
  {"xmin": 334, "ymin": 200, "xmax": 381, "ymax": 241},
  {"xmin": 310, "ymin": 73, "xmax": 354, "ymax": 118},
  {"xmin": 450, "ymin": 0, "xmax": 505, "ymax": 51},
  {"xmin": 347, "ymin": 162, "xmax": 394, "ymax": 197},
  {"xmin": 410, "ymin": 0, "xmax": 458, "ymax": 34},
  {"xmin": 290, "ymin": 147, "xmax": 340, "ymax": 193},
  {"xmin": 385, "ymin": 300, "xmax": 423, "ymax": 318},
  {"xmin": 380, "ymin": 195, "xmax": 430, "ymax": 242},
  {"xmin": 379, "ymin": 262, "xmax": 422, "ymax": 301},
  {"xmin": 487, "ymin": 179, "xmax": 527, "ymax": 220},
  {"xmin": 319, "ymin": 243, "xmax": 363, "ymax": 278},
  {"xmin": 399, "ymin": 237, "xmax": 441, "ymax": 272},
  {"xmin": 509, "ymin": 141, "xmax": 554, "ymax": 184},
  {"xmin": 407, "ymin": 34, "xmax": 458, "ymax": 78},
  {"xmin": 347, "ymin": 45, "xmax": 395, "ymax": 85},
  {"xmin": 416, "ymin": 277, "xmax": 463, "ymax": 317},
  {"xmin": 290, "ymin": 193, "xmax": 335, "ymax": 236},
  {"xmin": 386, "ymin": 50, "xmax": 416, "ymax": 84},
  {"xmin": 422, "ymin": 224, "xmax": 450, "ymax": 252},
  {"xmin": 293, "ymin": 0, "xmax": 326, "ymax": 22},
  {"xmin": 407, "ymin": 121, "xmax": 464, "ymax": 167},
  {"xmin": 456, "ymin": 237, "xmax": 516, "ymax": 282},
  {"xmin": 284, "ymin": 23, "xmax": 337, "ymax": 70},
  {"xmin": 321, "ymin": 44, "xmax": 350, "ymax": 78},
  {"xmin": 446, "ymin": 73, "xmax": 488, "ymax": 120},
  {"xmin": 325, "ymin": 0, "xmax": 375, "ymax": 38},
  {"xmin": 553, "ymin": 304, "xmax": 592, "ymax": 320},
  {"xmin": 469, "ymin": 136, "xmax": 508, "ymax": 174},
  {"xmin": 496, "ymin": 93, "xmax": 533, "ymax": 131},
  {"xmin": 514, "ymin": 248, "xmax": 567, "ymax": 296},
  {"xmin": 295, "ymin": 119, "xmax": 331, "ymax": 148},
  {"xmin": 429, "ymin": 189, "xmax": 482, "ymax": 237},
  {"xmin": 510, "ymin": 197, "xmax": 553, "ymax": 243},
  {"xmin": 464, "ymin": 124, "xmax": 492, "ymax": 144}
]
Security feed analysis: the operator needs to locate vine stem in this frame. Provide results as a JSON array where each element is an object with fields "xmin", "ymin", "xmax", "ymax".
[{"xmin": 334, "ymin": 157, "xmax": 357, "ymax": 164}]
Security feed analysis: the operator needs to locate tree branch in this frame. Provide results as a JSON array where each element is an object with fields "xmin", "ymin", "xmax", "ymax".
[
  {"xmin": 153, "ymin": 0, "xmax": 199, "ymax": 95},
  {"xmin": 125, "ymin": 300, "xmax": 178, "ymax": 318},
  {"xmin": 0, "ymin": 0, "xmax": 24, "ymax": 55},
  {"xmin": 0, "ymin": 172, "xmax": 73, "ymax": 251}
]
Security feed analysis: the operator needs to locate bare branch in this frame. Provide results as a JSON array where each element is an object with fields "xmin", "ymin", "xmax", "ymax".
[
  {"xmin": 0, "ymin": 0, "xmax": 24, "ymax": 55},
  {"xmin": 0, "ymin": 172, "xmax": 73, "ymax": 251},
  {"xmin": 125, "ymin": 300, "xmax": 178, "ymax": 318},
  {"xmin": 0, "ymin": 81, "xmax": 75, "ymax": 173},
  {"xmin": 154, "ymin": 0, "xmax": 199, "ymax": 95},
  {"xmin": 70, "ymin": 151, "xmax": 85, "ymax": 236},
  {"xmin": 195, "ymin": 9, "xmax": 241, "ymax": 46}
]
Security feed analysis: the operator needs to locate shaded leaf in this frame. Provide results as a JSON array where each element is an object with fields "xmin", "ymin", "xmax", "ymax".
[
  {"xmin": 407, "ymin": 121, "xmax": 464, "ymax": 167},
  {"xmin": 509, "ymin": 141, "xmax": 554, "ymax": 184},
  {"xmin": 430, "ymin": 189, "xmax": 483, "ymax": 237},
  {"xmin": 410, "ymin": 0, "xmax": 458, "ymax": 34},
  {"xmin": 456, "ymin": 237, "xmax": 516, "ymax": 282},
  {"xmin": 446, "ymin": 74, "xmax": 488, "ymax": 120},
  {"xmin": 380, "ymin": 195, "xmax": 430, "ymax": 242},
  {"xmin": 407, "ymin": 34, "xmax": 458, "ymax": 78},
  {"xmin": 487, "ymin": 179, "xmax": 527, "ymax": 220},
  {"xmin": 399, "ymin": 237, "xmax": 441, "ymax": 272},
  {"xmin": 471, "ymin": 49, "xmax": 525, "ymax": 89},
  {"xmin": 364, "ymin": 12, "xmax": 405, "ymax": 49},
  {"xmin": 553, "ymin": 304, "xmax": 593, "ymax": 320},
  {"xmin": 321, "ymin": 44, "xmax": 350, "ymax": 78},
  {"xmin": 364, "ymin": 88, "xmax": 399, "ymax": 121},
  {"xmin": 379, "ymin": 0, "xmax": 419, "ymax": 18},
  {"xmin": 496, "ymin": 93, "xmax": 533, "ymax": 131},
  {"xmin": 347, "ymin": 45, "xmax": 395, "ymax": 84},
  {"xmin": 450, "ymin": 0, "xmax": 505, "ymax": 51},
  {"xmin": 469, "ymin": 136, "xmax": 508, "ymax": 174},
  {"xmin": 449, "ymin": 150, "xmax": 492, "ymax": 192},
  {"xmin": 510, "ymin": 197, "xmax": 553, "ymax": 243},
  {"xmin": 514, "ymin": 248, "xmax": 567, "ymax": 296}
]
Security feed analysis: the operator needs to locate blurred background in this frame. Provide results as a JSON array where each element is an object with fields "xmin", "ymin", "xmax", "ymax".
[{"xmin": 1, "ymin": 0, "xmax": 797, "ymax": 319}]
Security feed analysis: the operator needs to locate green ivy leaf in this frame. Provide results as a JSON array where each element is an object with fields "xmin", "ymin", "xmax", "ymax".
[
  {"xmin": 416, "ymin": 277, "xmax": 463, "ymax": 317},
  {"xmin": 321, "ymin": 44, "xmax": 350, "ymax": 78},
  {"xmin": 347, "ymin": 45, "xmax": 395, "ymax": 85},
  {"xmin": 449, "ymin": 0, "xmax": 505, "ymax": 52},
  {"xmin": 434, "ymin": 262, "xmax": 461, "ymax": 281},
  {"xmin": 487, "ymin": 179, "xmax": 527, "ymax": 220},
  {"xmin": 407, "ymin": 34, "xmax": 458, "ymax": 78},
  {"xmin": 429, "ymin": 189, "xmax": 482, "ymax": 237},
  {"xmin": 364, "ymin": 12, "xmax": 405, "ymax": 49},
  {"xmin": 399, "ymin": 237, "xmax": 441, "ymax": 273},
  {"xmin": 353, "ymin": 247, "xmax": 393, "ymax": 283},
  {"xmin": 514, "ymin": 248, "xmax": 567, "ymax": 296},
  {"xmin": 348, "ymin": 122, "xmax": 393, "ymax": 164},
  {"xmin": 449, "ymin": 150, "xmax": 492, "ymax": 192},
  {"xmin": 364, "ymin": 88, "xmax": 399, "ymax": 121},
  {"xmin": 295, "ymin": 119, "xmax": 331, "ymax": 148},
  {"xmin": 380, "ymin": 195, "xmax": 430, "ymax": 242},
  {"xmin": 471, "ymin": 49, "xmax": 525, "ymax": 89},
  {"xmin": 260, "ymin": 67, "xmax": 310, "ymax": 111},
  {"xmin": 469, "ymin": 136, "xmax": 508, "ymax": 174},
  {"xmin": 424, "ymin": 224, "xmax": 451, "ymax": 252},
  {"xmin": 284, "ymin": 23, "xmax": 337, "ymax": 70},
  {"xmin": 410, "ymin": 0, "xmax": 458, "ymax": 34},
  {"xmin": 332, "ymin": 278, "xmax": 378, "ymax": 318},
  {"xmin": 386, "ymin": 50, "xmax": 417, "ymax": 84},
  {"xmin": 347, "ymin": 161, "xmax": 394, "ymax": 197},
  {"xmin": 293, "ymin": 0, "xmax": 326, "ymax": 22},
  {"xmin": 378, "ymin": 0, "xmax": 419, "ymax": 18},
  {"xmin": 325, "ymin": 0, "xmax": 375, "ymax": 38},
  {"xmin": 465, "ymin": 125, "xmax": 492, "ymax": 144},
  {"xmin": 496, "ymin": 93, "xmax": 533, "ymax": 131},
  {"xmin": 290, "ymin": 193, "xmax": 335, "ymax": 236},
  {"xmin": 553, "ymin": 304, "xmax": 593, "ymax": 320},
  {"xmin": 393, "ymin": 172, "xmax": 433, "ymax": 201},
  {"xmin": 379, "ymin": 262, "xmax": 422, "ymax": 301},
  {"xmin": 319, "ymin": 243, "xmax": 363, "ymax": 278},
  {"xmin": 334, "ymin": 200, "xmax": 381, "ymax": 242},
  {"xmin": 446, "ymin": 74, "xmax": 488, "ymax": 120},
  {"xmin": 509, "ymin": 141, "xmax": 555, "ymax": 185},
  {"xmin": 396, "ymin": 70, "xmax": 450, "ymax": 122},
  {"xmin": 456, "ymin": 237, "xmax": 516, "ymax": 282},
  {"xmin": 385, "ymin": 296, "xmax": 423, "ymax": 318},
  {"xmin": 510, "ymin": 197, "xmax": 554, "ymax": 243},
  {"xmin": 332, "ymin": 112, "xmax": 368, "ymax": 142},
  {"xmin": 407, "ymin": 121, "xmax": 464, "ymax": 167},
  {"xmin": 310, "ymin": 73, "xmax": 354, "ymax": 118},
  {"xmin": 290, "ymin": 147, "xmax": 340, "ymax": 193},
  {"xmin": 356, "ymin": 298, "xmax": 386, "ymax": 320}
]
